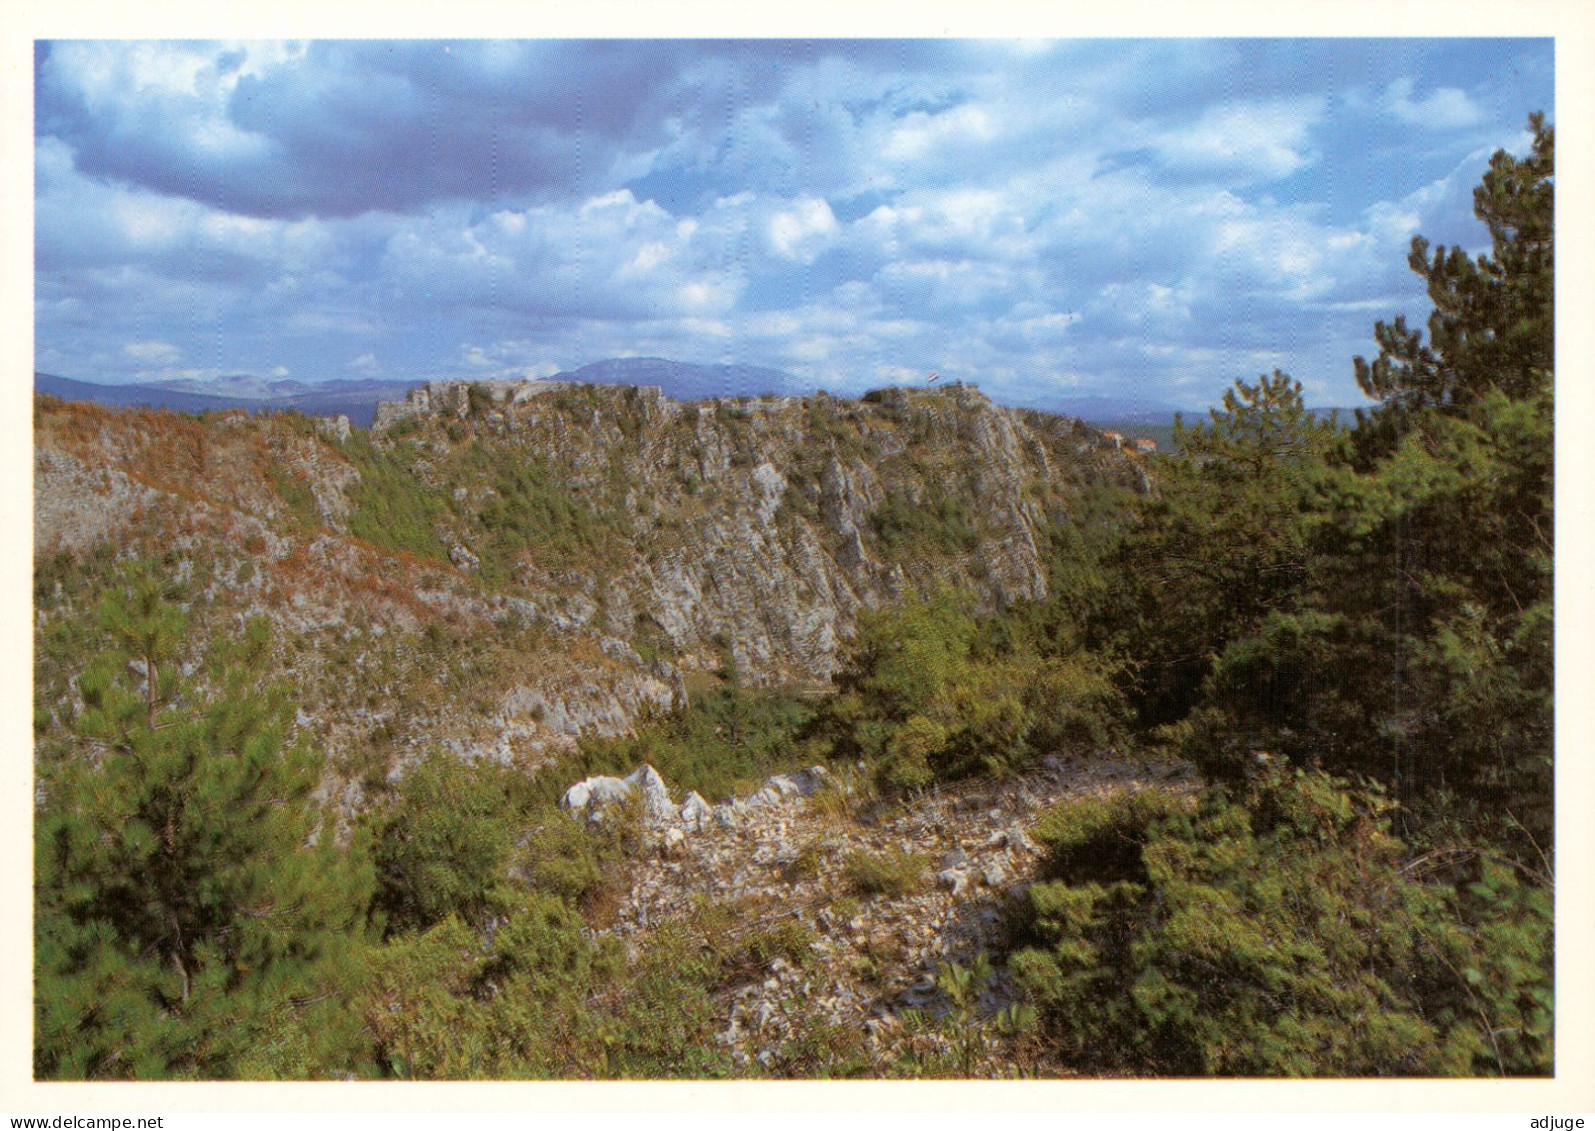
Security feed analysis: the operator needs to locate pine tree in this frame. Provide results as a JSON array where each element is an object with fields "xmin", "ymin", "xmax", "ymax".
[
  {"xmin": 1336, "ymin": 114, "xmax": 1553, "ymax": 848},
  {"xmin": 35, "ymin": 565, "xmax": 376, "ymax": 1078},
  {"xmin": 1353, "ymin": 113, "xmax": 1552, "ymax": 436},
  {"xmin": 1104, "ymin": 371, "xmax": 1341, "ymax": 731}
]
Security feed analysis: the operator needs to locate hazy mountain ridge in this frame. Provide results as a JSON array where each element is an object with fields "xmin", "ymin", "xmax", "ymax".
[
  {"xmin": 36, "ymin": 361, "xmax": 1205, "ymax": 427},
  {"xmin": 35, "ymin": 372, "xmax": 430, "ymax": 428}
]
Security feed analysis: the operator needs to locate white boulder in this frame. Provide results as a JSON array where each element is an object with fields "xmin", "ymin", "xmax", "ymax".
[
  {"xmin": 680, "ymin": 791, "xmax": 713, "ymax": 832},
  {"xmin": 624, "ymin": 764, "xmax": 676, "ymax": 823}
]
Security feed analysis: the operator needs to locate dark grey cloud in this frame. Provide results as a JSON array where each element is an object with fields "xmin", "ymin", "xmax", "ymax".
[{"xmin": 36, "ymin": 40, "xmax": 975, "ymax": 222}]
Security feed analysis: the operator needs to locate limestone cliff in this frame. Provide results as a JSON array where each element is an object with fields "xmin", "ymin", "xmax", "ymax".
[
  {"xmin": 366, "ymin": 380, "xmax": 1141, "ymax": 682},
  {"xmin": 33, "ymin": 382, "xmax": 1144, "ymax": 776}
]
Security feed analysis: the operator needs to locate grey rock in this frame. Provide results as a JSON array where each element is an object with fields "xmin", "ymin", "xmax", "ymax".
[
  {"xmin": 744, "ymin": 786, "xmax": 783, "ymax": 810},
  {"xmin": 560, "ymin": 763, "xmax": 672, "ymax": 824},
  {"xmin": 792, "ymin": 764, "xmax": 831, "ymax": 796},
  {"xmin": 937, "ymin": 868, "xmax": 970, "ymax": 897},
  {"xmin": 764, "ymin": 775, "xmax": 804, "ymax": 798},
  {"xmin": 1004, "ymin": 824, "xmax": 1038, "ymax": 853},
  {"xmin": 623, "ymin": 764, "xmax": 675, "ymax": 823},
  {"xmin": 679, "ymin": 791, "xmax": 713, "ymax": 832},
  {"xmin": 600, "ymin": 635, "xmax": 644, "ymax": 665},
  {"xmin": 560, "ymin": 774, "xmax": 631, "ymax": 818}
]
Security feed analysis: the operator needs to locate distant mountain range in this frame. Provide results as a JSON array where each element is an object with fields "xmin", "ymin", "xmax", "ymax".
[
  {"xmin": 548, "ymin": 358, "xmax": 805, "ymax": 402},
  {"xmin": 35, "ymin": 360, "xmax": 1210, "ymax": 429},
  {"xmin": 1019, "ymin": 393, "xmax": 1186, "ymax": 426},
  {"xmin": 34, "ymin": 373, "xmax": 430, "ymax": 429}
]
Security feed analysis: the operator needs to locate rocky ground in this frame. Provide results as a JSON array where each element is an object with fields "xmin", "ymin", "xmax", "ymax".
[{"xmin": 563, "ymin": 752, "xmax": 1199, "ymax": 1075}]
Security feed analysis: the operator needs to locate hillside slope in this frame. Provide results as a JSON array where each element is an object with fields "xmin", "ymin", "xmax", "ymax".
[{"xmin": 34, "ymin": 381, "xmax": 1146, "ymax": 796}]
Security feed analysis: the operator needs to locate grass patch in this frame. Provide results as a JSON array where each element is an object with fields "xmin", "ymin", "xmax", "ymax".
[
  {"xmin": 844, "ymin": 848, "xmax": 929, "ymax": 898},
  {"xmin": 266, "ymin": 464, "xmax": 323, "ymax": 534},
  {"xmin": 474, "ymin": 457, "xmax": 629, "ymax": 583},
  {"xmin": 343, "ymin": 431, "xmax": 448, "ymax": 563}
]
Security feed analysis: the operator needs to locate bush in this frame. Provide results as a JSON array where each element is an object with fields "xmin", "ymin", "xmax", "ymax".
[
  {"xmin": 541, "ymin": 686, "xmax": 816, "ymax": 806},
  {"xmin": 868, "ymin": 487, "xmax": 981, "ymax": 558},
  {"xmin": 475, "ymin": 458, "xmax": 626, "ymax": 581},
  {"xmin": 372, "ymin": 751, "xmax": 519, "ymax": 935},
  {"xmin": 35, "ymin": 572, "xmax": 375, "ymax": 1079},
  {"xmin": 517, "ymin": 814, "xmax": 609, "ymax": 904},
  {"xmin": 822, "ymin": 590, "xmax": 1129, "ymax": 793},
  {"xmin": 466, "ymin": 382, "xmax": 495, "ymax": 417},
  {"xmin": 360, "ymin": 897, "xmax": 601, "ymax": 1079},
  {"xmin": 1005, "ymin": 766, "xmax": 1553, "ymax": 1077}
]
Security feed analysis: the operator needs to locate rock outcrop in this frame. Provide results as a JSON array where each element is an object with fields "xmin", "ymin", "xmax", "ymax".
[
  {"xmin": 357, "ymin": 379, "xmax": 1143, "ymax": 690},
  {"xmin": 33, "ymin": 381, "xmax": 1144, "ymax": 781},
  {"xmin": 560, "ymin": 762, "xmax": 836, "ymax": 832},
  {"xmin": 592, "ymin": 752, "xmax": 1199, "ymax": 1072}
]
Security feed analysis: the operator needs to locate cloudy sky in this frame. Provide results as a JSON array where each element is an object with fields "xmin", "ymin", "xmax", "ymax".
[{"xmin": 33, "ymin": 38, "xmax": 1553, "ymax": 410}]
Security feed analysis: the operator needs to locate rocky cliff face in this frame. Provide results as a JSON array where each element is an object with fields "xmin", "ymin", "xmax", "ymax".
[
  {"xmin": 33, "ymin": 382, "xmax": 1143, "ymax": 779},
  {"xmin": 368, "ymin": 379, "xmax": 1140, "ymax": 684}
]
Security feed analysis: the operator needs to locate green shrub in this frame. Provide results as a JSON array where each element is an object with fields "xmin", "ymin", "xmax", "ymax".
[
  {"xmin": 35, "ymin": 571, "xmax": 375, "ymax": 1079},
  {"xmin": 372, "ymin": 751, "xmax": 519, "ymax": 935},
  {"xmin": 822, "ymin": 589, "xmax": 1130, "ymax": 792},
  {"xmin": 360, "ymin": 896, "xmax": 601, "ymax": 1079},
  {"xmin": 1005, "ymin": 766, "xmax": 1553, "ymax": 1077},
  {"xmin": 540, "ymin": 686, "xmax": 816, "ymax": 806},
  {"xmin": 742, "ymin": 918, "xmax": 819, "ymax": 970},
  {"xmin": 518, "ymin": 815, "xmax": 609, "ymax": 904},
  {"xmin": 475, "ymin": 458, "xmax": 626, "ymax": 581},
  {"xmin": 466, "ymin": 382, "xmax": 494, "ymax": 417},
  {"xmin": 881, "ymin": 714, "xmax": 944, "ymax": 792},
  {"xmin": 868, "ymin": 487, "xmax": 981, "ymax": 558},
  {"xmin": 266, "ymin": 464, "xmax": 323, "ymax": 533}
]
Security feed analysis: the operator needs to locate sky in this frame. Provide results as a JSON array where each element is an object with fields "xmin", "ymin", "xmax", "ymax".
[{"xmin": 33, "ymin": 38, "xmax": 1554, "ymax": 411}]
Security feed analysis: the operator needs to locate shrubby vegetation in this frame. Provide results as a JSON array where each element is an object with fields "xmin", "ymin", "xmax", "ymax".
[
  {"xmin": 343, "ymin": 431, "xmax": 448, "ymax": 563},
  {"xmin": 1005, "ymin": 764, "xmax": 1550, "ymax": 1076},
  {"xmin": 34, "ymin": 116, "xmax": 1554, "ymax": 1079},
  {"xmin": 35, "ymin": 568, "xmax": 374, "ymax": 1078},
  {"xmin": 541, "ymin": 682, "xmax": 819, "ymax": 806},
  {"xmin": 817, "ymin": 589, "xmax": 1127, "ymax": 793},
  {"xmin": 1098, "ymin": 115, "xmax": 1554, "ymax": 861}
]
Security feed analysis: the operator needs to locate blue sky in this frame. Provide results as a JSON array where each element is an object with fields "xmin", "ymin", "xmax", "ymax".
[{"xmin": 33, "ymin": 38, "xmax": 1553, "ymax": 410}]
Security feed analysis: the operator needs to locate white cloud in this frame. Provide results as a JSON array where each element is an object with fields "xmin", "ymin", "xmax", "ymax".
[
  {"xmin": 883, "ymin": 103, "xmax": 998, "ymax": 163},
  {"xmin": 1152, "ymin": 98, "xmax": 1325, "ymax": 180},
  {"xmin": 1382, "ymin": 78, "xmax": 1484, "ymax": 130},
  {"xmin": 768, "ymin": 198, "xmax": 837, "ymax": 262},
  {"xmin": 122, "ymin": 340, "xmax": 183, "ymax": 364},
  {"xmin": 35, "ymin": 40, "xmax": 1550, "ymax": 408}
]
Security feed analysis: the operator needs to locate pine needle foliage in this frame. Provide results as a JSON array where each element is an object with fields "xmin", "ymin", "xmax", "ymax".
[
  {"xmin": 1006, "ymin": 767, "xmax": 1552, "ymax": 1077},
  {"xmin": 35, "ymin": 565, "xmax": 376, "ymax": 1079}
]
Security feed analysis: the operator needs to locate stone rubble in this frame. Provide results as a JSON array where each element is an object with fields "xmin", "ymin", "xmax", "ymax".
[{"xmin": 557, "ymin": 752, "xmax": 1199, "ymax": 1073}]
